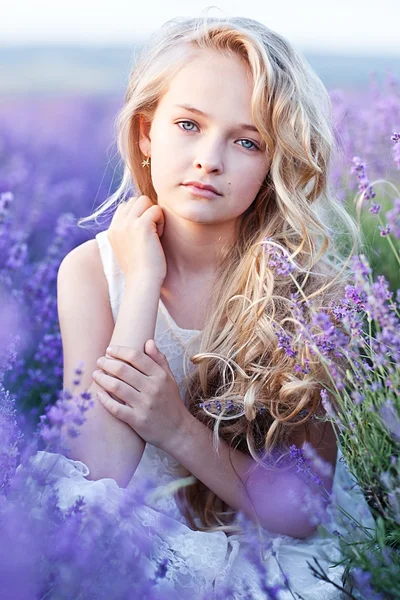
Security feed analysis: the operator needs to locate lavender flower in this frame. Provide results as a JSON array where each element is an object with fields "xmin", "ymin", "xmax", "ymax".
[
  {"xmin": 386, "ymin": 197, "xmax": 400, "ymax": 239},
  {"xmin": 311, "ymin": 310, "xmax": 349, "ymax": 356},
  {"xmin": 0, "ymin": 191, "xmax": 13, "ymax": 227},
  {"xmin": 350, "ymin": 156, "xmax": 376, "ymax": 200},
  {"xmin": 303, "ymin": 441, "xmax": 334, "ymax": 479},
  {"xmin": 0, "ymin": 383, "xmax": 24, "ymax": 493},
  {"xmin": 275, "ymin": 329, "xmax": 297, "ymax": 358},
  {"xmin": 38, "ymin": 380, "xmax": 95, "ymax": 454},
  {"xmin": 391, "ymin": 131, "xmax": 400, "ymax": 170},
  {"xmin": 289, "ymin": 445, "xmax": 324, "ymax": 488},
  {"xmin": 351, "ymin": 567, "xmax": 385, "ymax": 600},
  {"xmin": 320, "ymin": 389, "xmax": 337, "ymax": 420},
  {"xmin": 262, "ymin": 239, "xmax": 297, "ymax": 276},
  {"xmin": 369, "ymin": 201, "xmax": 381, "ymax": 214},
  {"xmin": 378, "ymin": 224, "xmax": 391, "ymax": 236},
  {"xmin": 379, "ymin": 399, "xmax": 400, "ymax": 444}
]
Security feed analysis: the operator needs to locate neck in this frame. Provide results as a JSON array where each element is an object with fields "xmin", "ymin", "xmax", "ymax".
[{"xmin": 160, "ymin": 209, "xmax": 238, "ymax": 283}]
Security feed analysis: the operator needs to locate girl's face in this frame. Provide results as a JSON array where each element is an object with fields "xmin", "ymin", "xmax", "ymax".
[{"xmin": 139, "ymin": 49, "xmax": 270, "ymax": 226}]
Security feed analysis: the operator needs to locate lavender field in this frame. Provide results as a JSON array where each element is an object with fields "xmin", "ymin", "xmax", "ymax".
[{"xmin": 0, "ymin": 68, "xmax": 399, "ymax": 599}]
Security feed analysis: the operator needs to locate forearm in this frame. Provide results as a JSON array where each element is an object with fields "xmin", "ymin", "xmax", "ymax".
[
  {"xmin": 64, "ymin": 275, "xmax": 162, "ymax": 488},
  {"xmin": 168, "ymin": 414, "xmax": 322, "ymax": 539},
  {"xmin": 110, "ymin": 274, "xmax": 162, "ymax": 351}
]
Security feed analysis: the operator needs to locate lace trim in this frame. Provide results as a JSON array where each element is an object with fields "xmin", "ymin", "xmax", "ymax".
[{"xmin": 158, "ymin": 299, "xmax": 201, "ymax": 334}]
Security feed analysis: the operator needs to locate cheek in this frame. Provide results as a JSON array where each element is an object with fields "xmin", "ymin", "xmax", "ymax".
[
  {"xmin": 247, "ymin": 163, "xmax": 269, "ymax": 197},
  {"xmin": 232, "ymin": 170, "xmax": 264, "ymax": 203},
  {"xmin": 148, "ymin": 158, "xmax": 176, "ymax": 194},
  {"xmin": 222, "ymin": 178, "xmax": 263, "ymax": 217}
]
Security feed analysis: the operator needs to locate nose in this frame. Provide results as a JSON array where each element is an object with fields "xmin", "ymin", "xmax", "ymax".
[
  {"xmin": 194, "ymin": 159, "xmax": 222, "ymax": 173},
  {"xmin": 193, "ymin": 145, "xmax": 223, "ymax": 173}
]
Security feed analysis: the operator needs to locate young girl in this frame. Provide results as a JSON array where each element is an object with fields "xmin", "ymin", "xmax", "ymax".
[{"xmin": 31, "ymin": 13, "xmax": 374, "ymax": 599}]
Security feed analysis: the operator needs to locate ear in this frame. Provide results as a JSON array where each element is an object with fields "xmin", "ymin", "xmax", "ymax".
[{"xmin": 138, "ymin": 114, "xmax": 152, "ymax": 156}]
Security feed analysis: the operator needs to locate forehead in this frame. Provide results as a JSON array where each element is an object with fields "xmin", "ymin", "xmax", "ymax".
[
  {"xmin": 158, "ymin": 52, "xmax": 255, "ymax": 118},
  {"xmin": 168, "ymin": 50, "xmax": 251, "ymax": 90}
]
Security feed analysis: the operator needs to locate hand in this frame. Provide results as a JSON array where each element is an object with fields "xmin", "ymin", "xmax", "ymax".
[
  {"xmin": 92, "ymin": 341, "xmax": 190, "ymax": 451},
  {"xmin": 107, "ymin": 195, "xmax": 167, "ymax": 284}
]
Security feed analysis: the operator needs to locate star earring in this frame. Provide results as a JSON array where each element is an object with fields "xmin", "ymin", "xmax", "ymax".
[{"xmin": 142, "ymin": 155, "xmax": 151, "ymax": 168}]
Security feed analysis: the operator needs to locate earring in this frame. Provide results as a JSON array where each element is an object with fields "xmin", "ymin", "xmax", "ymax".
[{"xmin": 142, "ymin": 155, "xmax": 150, "ymax": 168}]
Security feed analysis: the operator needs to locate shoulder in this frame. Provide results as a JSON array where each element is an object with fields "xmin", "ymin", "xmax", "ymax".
[
  {"xmin": 57, "ymin": 239, "xmax": 109, "ymax": 298},
  {"xmin": 58, "ymin": 239, "xmax": 103, "ymax": 278},
  {"xmin": 57, "ymin": 239, "xmax": 115, "ymax": 393},
  {"xmin": 61, "ymin": 238, "xmax": 100, "ymax": 263}
]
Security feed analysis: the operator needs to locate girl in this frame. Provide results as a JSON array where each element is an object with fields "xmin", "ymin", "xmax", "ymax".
[{"xmin": 31, "ymin": 13, "xmax": 373, "ymax": 599}]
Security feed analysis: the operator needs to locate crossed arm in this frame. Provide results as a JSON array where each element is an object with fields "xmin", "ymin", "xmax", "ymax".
[{"xmin": 164, "ymin": 412, "xmax": 337, "ymax": 539}]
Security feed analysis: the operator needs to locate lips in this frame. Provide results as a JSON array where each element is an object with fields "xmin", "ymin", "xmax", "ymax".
[
  {"xmin": 182, "ymin": 181, "xmax": 221, "ymax": 196},
  {"xmin": 183, "ymin": 185, "xmax": 220, "ymax": 199}
]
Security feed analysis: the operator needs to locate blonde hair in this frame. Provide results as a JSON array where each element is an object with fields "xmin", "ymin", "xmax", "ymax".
[{"xmin": 78, "ymin": 13, "xmax": 361, "ymax": 533}]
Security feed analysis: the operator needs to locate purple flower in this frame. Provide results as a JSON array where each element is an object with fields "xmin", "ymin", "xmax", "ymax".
[
  {"xmin": 351, "ymin": 253, "xmax": 372, "ymax": 281},
  {"xmin": 352, "ymin": 567, "xmax": 385, "ymax": 599},
  {"xmin": 391, "ymin": 131, "xmax": 400, "ymax": 170},
  {"xmin": 0, "ymin": 191, "xmax": 13, "ymax": 226},
  {"xmin": 351, "ymin": 390, "xmax": 365, "ymax": 405},
  {"xmin": 345, "ymin": 285, "xmax": 366, "ymax": 309},
  {"xmin": 0, "ymin": 383, "xmax": 24, "ymax": 493},
  {"xmin": 38, "ymin": 388, "xmax": 94, "ymax": 453},
  {"xmin": 289, "ymin": 444, "xmax": 324, "ymax": 487},
  {"xmin": 311, "ymin": 310, "xmax": 349, "ymax": 356},
  {"xmin": 275, "ymin": 329, "xmax": 297, "ymax": 358},
  {"xmin": 262, "ymin": 240, "xmax": 297, "ymax": 277},
  {"xmin": 320, "ymin": 389, "xmax": 337, "ymax": 420},
  {"xmin": 369, "ymin": 201, "xmax": 381, "ymax": 214},
  {"xmin": 378, "ymin": 224, "xmax": 391, "ymax": 236},
  {"xmin": 350, "ymin": 156, "xmax": 376, "ymax": 200},
  {"xmin": 386, "ymin": 197, "xmax": 400, "ymax": 239},
  {"xmin": 303, "ymin": 441, "xmax": 334, "ymax": 478},
  {"xmin": 379, "ymin": 399, "xmax": 400, "ymax": 443}
]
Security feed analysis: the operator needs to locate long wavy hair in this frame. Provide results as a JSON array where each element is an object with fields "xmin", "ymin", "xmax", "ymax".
[{"xmin": 78, "ymin": 12, "xmax": 361, "ymax": 534}]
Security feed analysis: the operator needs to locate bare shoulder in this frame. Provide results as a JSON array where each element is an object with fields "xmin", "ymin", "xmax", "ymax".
[
  {"xmin": 59, "ymin": 238, "xmax": 103, "ymax": 280},
  {"xmin": 57, "ymin": 239, "xmax": 114, "ymax": 393},
  {"xmin": 58, "ymin": 238, "xmax": 111, "ymax": 306}
]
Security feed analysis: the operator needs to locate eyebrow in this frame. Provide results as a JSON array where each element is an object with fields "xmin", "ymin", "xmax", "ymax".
[{"xmin": 174, "ymin": 104, "xmax": 260, "ymax": 134}]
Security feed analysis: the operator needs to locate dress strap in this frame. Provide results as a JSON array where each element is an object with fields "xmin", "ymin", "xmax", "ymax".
[{"xmin": 95, "ymin": 229, "xmax": 125, "ymax": 323}]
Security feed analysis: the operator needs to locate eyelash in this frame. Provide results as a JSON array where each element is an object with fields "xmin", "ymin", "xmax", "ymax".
[{"xmin": 175, "ymin": 120, "xmax": 261, "ymax": 152}]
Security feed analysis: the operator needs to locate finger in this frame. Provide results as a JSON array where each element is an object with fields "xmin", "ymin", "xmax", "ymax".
[
  {"xmin": 111, "ymin": 195, "xmax": 152, "ymax": 223},
  {"xmin": 145, "ymin": 339, "xmax": 169, "ymax": 369},
  {"xmin": 96, "ymin": 389, "xmax": 135, "ymax": 427},
  {"xmin": 142, "ymin": 346, "xmax": 173, "ymax": 387},
  {"xmin": 108, "ymin": 202, "xmax": 131, "ymax": 234},
  {"xmin": 93, "ymin": 370, "xmax": 139, "ymax": 407},
  {"xmin": 97, "ymin": 356, "xmax": 147, "ymax": 392},
  {"xmin": 143, "ymin": 204, "xmax": 164, "ymax": 237},
  {"xmin": 112, "ymin": 196, "xmax": 136, "ymax": 216},
  {"xmin": 106, "ymin": 346, "xmax": 161, "ymax": 377},
  {"xmin": 128, "ymin": 194, "xmax": 154, "ymax": 218}
]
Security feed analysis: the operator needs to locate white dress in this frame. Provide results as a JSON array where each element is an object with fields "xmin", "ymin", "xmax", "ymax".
[{"xmin": 25, "ymin": 229, "xmax": 375, "ymax": 600}]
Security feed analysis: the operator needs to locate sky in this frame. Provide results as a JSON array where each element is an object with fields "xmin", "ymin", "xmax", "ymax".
[{"xmin": 1, "ymin": 0, "xmax": 399, "ymax": 56}]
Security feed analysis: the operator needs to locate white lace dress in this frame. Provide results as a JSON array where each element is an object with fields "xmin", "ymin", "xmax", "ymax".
[{"xmin": 27, "ymin": 229, "xmax": 375, "ymax": 599}]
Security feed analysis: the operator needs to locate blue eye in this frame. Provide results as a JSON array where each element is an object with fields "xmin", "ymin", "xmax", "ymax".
[
  {"xmin": 240, "ymin": 139, "xmax": 257, "ymax": 150},
  {"xmin": 177, "ymin": 120, "xmax": 198, "ymax": 132},
  {"xmin": 176, "ymin": 120, "xmax": 260, "ymax": 151}
]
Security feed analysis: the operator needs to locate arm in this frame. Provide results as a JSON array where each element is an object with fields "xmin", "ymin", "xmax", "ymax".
[
  {"xmin": 57, "ymin": 240, "xmax": 162, "ymax": 487},
  {"xmin": 167, "ymin": 413, "xmax": 337, "ymax": 539}
]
